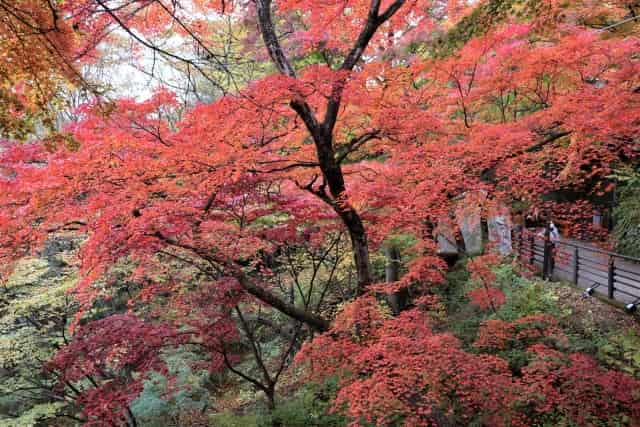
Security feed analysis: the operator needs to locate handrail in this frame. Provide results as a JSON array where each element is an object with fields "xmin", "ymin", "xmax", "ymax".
[
  {"xmin": 518, "ymin": 229, "xmax": 640, "ymax": 263},
  {"xmin": 553, "ymin": 240, "xmax": 640, "ymax": 264},
  {"xmin": 514, "ymin": 227, "xmax": 640, "ymax": 309}
]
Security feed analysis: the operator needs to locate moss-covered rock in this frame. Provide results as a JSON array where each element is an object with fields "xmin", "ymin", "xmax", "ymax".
[{"xmin": 0, "ymin": 234, "xmax": 82, "ymax": 426}]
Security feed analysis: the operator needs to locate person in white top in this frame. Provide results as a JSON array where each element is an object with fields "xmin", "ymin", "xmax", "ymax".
[
  {"xmin": 549, "ymin": 221, "xmax": 560, "ymax": 242},
  {"xmin": 538, "ymin": 221, "xmax": 560, "ymax": 241}
]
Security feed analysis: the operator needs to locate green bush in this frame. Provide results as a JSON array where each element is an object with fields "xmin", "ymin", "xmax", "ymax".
[
  {"xmin": 210, "ymin": 412, "xmax": 262, "ymax": 427},
  {"xmin": 496, "ymin": 275, "xmax": 567, "ymax": 322},
  {"xmin": 441, "ymin": 260, "xmax": 574, "ymax": 350},
  {"xmin": 130, "ymin": 347, "xmax": 211, "ymax": 426},
  {"xmin": 598, "ymin": 330, "xmax": 640, "ymax": 377},
  {"xmin": 612, "ymin": 167, "xmax": 640, "ymax": 258},
  {"xmin": 264, "ymin": 379, "xmax": 346, "ymax": 427},
  {"xmin": 210, "ymin": 380, "xmax": 346, "ymax": 427},
  {"xmin": 439, "ymin": 258, "xmax": 471, "ymax": 312},
  {"xmin": 439, "ymin": 259, "xmax": 482, "ymax": 345}
]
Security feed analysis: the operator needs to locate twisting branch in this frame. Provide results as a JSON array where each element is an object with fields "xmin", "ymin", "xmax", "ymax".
[
  {"xmin": 235, "ymin": 306, "xmax": 273, "ymax": 389},
  {"xmin": 325, "ymin": 0, "xmax": 407, "ymax": 132},
  {"xmin": 153, "ymin": 231, "xmax": 330, "ymax": 331},
  {"xmin": 336, "ymin": 130, "xmax": 381, "ymax": 164},
  {"xmin": 254, "ymin": 0, "xmax": 408, "ymax": 292},
  {"xmin": 477, "ymin": 128, "xmax": 573, "ymax": 179},
  {"xmin": 254, "ymin": 0, "xmax": 296, "ymax": 77}
]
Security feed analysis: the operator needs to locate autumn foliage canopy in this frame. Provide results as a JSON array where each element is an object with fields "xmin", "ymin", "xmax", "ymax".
[{"xmin": 1, "ymin": 0, "xmax": 639, "ymax": 425}]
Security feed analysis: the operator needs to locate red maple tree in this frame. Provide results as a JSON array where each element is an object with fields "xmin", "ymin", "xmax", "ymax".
[{"xmin": 1, "ymin": 0, "xmax": 639, "ymax": 425}]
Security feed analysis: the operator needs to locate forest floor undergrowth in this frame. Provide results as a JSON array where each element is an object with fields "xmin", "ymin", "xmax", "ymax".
[{"xmin": 210, "ymin": 258, "xmax": 640, "ymax": 427}]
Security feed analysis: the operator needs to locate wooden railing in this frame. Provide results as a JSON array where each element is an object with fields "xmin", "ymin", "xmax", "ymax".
[{"xmin": 513, "ymin": 228, "xmax": 640, "ymax": 310}]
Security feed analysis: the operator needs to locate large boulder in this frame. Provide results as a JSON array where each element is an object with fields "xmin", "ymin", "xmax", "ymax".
[
  {"xmin": 488, "ymin": 204, "xmax": 513, "ymax": 255},
  {"xmin": 455, "ymin": 191, "xmax": 486, "ymax": 255}
]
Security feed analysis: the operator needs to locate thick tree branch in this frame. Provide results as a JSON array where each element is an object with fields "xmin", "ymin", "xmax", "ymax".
[
  {"xmin": 243, "ymin": 314, "xmax": 296, "ymax": 340},
  {"xmin": 234, "ymin": 270, "xmax": 330, "ymax": 332},
  {"xmin": 255, "ymin": 0, "xmax": 296, "ymax": 78},
  {"xmin": 324, "ymin": 0, "xmax": 406, "ymax": 131},
  {"xmin": 525, "ymin": 130, "xmax": 572, "ymax": 152},
  {"xmin": 336, "ymin": 130, "xmax": 381, "ymax": 164},
  {"xmin": 478, "ymin": 129, "xmax": 573, "ymax": 179},
  {"xmin": 154, "ymin": 232, "xmax": 330, "ymax": 332},
  {"xmin": 251, "ymin": 159, "xmax": 320, "ymax": 173}
]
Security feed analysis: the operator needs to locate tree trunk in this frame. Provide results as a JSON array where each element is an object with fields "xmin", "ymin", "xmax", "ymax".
[
  {"xmin": 266, "ymin": 384, "xmax": 276, "ymax": 411},
  {"xmin": 308, "ymin": 125, "xmax": 373, "ymax": 294},
  {"xmin": 385, "ymin": 245, "xmax": 407, "ymax": 314},
  {"xmin": 348, "ymin": 219, "xmax": 373, "ymax": 295},
  {"xmin": 255, "ymin": 0, "xmax": 407, "ymax": 295},
  {"xmin": 265, "ymin": 385, "xmax": 282, "ymax": 427}
]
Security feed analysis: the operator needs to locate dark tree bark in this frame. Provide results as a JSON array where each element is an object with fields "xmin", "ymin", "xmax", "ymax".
[
  {"xmin": 255, "ymin": 0, "xmax": 407, "ymax": 293},
  {"xmin": 385, "ymin": 245, "xmax": 408, "ymax": 315},
  {"xmin": 154, "ymin": 231, "xmax": 331, "ymax": 332},
  {"xmin": 236, "ymin": 272, "xmax": 330, "ymax": 332},
  {"xmin": 155, "ymin": 0, "xmax": 409, "ymax": 332}
]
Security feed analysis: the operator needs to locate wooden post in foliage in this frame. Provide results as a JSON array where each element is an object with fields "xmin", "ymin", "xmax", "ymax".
[
  {"xmin": 385, "ymin": 245, "xmax": 406, "ymax": 315},
  {"xmin": 529, "ymin": 234, "xmax": 535, "ymax": 267},
  {"xmin": 573, "ymin": 247, "xmax": 579, "ymax": 284},
  {"xmin": 608, "ymin": 256, "xmax": 615, "ymax": 299},
  {"xmin": 542, "ymin": 222, "xmax": 552, "ymax": 279},
  {"xmin": 518, "ymin": 229, "xmax": 524, "ymax": 260}
]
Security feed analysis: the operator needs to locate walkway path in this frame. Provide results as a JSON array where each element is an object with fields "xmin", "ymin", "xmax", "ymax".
[{"xmin": 519, "ymin": 232, "xmax": 640, "ymax": 306}]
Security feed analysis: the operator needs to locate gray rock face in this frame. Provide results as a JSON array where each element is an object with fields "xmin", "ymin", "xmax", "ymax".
[
  {"xmin": 455, "ymin": 192, "xmax": 486, "ymax": 255},
  {"xmin": 435, "ymin": 221, "xmax": 458, "ymax": 255},
  {"xmin": 488, "ymin": 212, "xmax": 513, "ymax": 255},
  {"xmin": 38, "ymin": 234, "xmax": 83, "ymax": 278}
]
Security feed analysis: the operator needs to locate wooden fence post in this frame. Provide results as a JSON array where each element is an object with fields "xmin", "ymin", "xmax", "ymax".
[
  {"xmin": 529, "ymin": 234, "xmax": 534, "ymax": 266},
  {"xmin": 543, "ymin": 223, "xmax": 552, "ymax": 279},
  {"xmin": 518, "ymin": 230, "xmax": 523, "ymax": 260},
  {"xmin": 608, "ymin": 256, "xmax": 615, "ymax": 299},
  {"xmin": 385, "ymin": 245, "xmax": 406, "ymax": 315},
  {"xmin": 573, "ymin": 247, "xmax": 579, "ymax": 284}
]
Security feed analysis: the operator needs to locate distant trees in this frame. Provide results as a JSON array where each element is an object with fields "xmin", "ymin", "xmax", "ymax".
[{"xmin": 612, "ymin": 166, "xmax": 640, "ymax": 257}]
